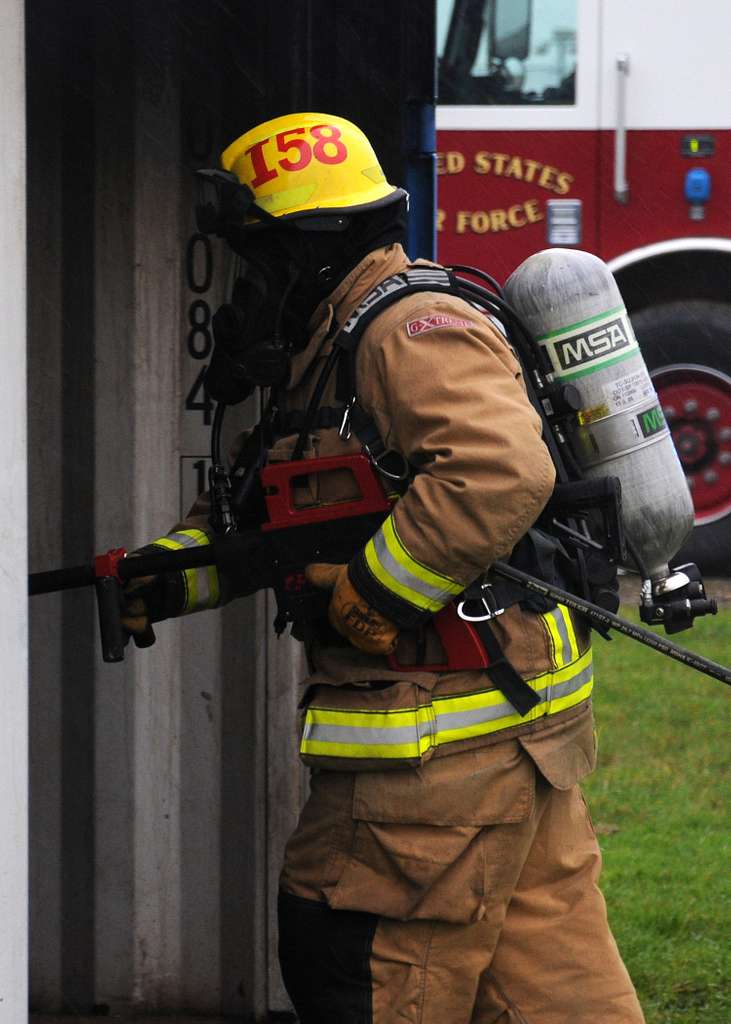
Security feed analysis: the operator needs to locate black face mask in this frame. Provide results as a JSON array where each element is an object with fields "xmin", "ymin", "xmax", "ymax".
[
  {"xmin": 205, "ymin": 246, "xmax": 309, "ymax": 405},
  {"xmin": 205, "ymin": 199, "xmax": 408, "ymax": 405}
]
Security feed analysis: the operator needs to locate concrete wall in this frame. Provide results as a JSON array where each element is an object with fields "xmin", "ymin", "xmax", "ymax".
[
  {"xmin": 26, "ymin": 0, "xmax": 433, "ymax": 1014},
  {"xmin": 0, "ymin": 1, "xmax": 27, "ymax": 1020},
  {"xmin": 27, "ymin": 1, "xmax": 306, "ymax": 1015}
]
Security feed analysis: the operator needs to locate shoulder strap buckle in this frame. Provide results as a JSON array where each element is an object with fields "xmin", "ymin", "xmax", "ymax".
[
  {"xmin": 369, "ymin": 447, "xmax": 411, "ymax": 482},
  {"xmin": 338, "ymin": 401, "xmax": 353, "ymax": 441},
  {"xmin": 458, "ymin": 581, "xmax": 505, "ymax": 622}
]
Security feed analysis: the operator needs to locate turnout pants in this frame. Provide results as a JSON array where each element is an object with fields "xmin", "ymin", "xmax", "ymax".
[{"xmin": 279, "ymin": 741, "xmax": 645, "ymax": 1023}]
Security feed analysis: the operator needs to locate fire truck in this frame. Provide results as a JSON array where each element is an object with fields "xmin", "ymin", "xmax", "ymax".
[{"xmin": 436, "ymin": 0, "xmax": 731, "ymax": 572}]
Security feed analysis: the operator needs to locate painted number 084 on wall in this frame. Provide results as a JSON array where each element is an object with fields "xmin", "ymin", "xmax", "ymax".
[{"xmin": 246, "ymin": 125, "xmax": 348, "ymax": 188}]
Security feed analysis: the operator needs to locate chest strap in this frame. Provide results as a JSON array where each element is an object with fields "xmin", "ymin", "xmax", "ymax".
[
  {"xmin": 291, "ymin": 267, "xmax": 458, "ymax": 474},
  {"xmin": 276, "ymin": 405, "xmax": 347, "ymax": 436}
]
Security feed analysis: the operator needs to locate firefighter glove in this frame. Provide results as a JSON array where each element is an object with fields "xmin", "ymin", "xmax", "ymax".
[
  {"xmin": 306, "ymin": 562, "xmax": 399, "ymax": 655},
  {"xmin": 121, "ymin": 572, "xmax": 158, "ymax": 649},
  {"xmin": 119, "ymin": 545, "xmax": 188, "ymax": 649}
]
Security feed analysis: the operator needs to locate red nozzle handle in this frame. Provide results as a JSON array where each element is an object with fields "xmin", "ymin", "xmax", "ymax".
[{"xmin": 94, "ymin": 547, "xmax": 127, "ymax": 581}]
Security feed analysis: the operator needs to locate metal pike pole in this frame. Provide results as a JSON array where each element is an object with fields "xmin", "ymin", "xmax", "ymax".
[{"xmin": 491, "ymin": 561, "xmax": 731, "ymax": 687}]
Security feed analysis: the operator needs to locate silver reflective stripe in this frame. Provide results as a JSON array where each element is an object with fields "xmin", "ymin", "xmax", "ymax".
[
  {"xmin": 167, "ymin": 532, "xmax": 214, "ymax": 611},
  {"xmin": 303, "ymin": 663, "xmax": 594, "ymax": 751},
  {"xmin": 544, "ymin": 664, "xmax": 593, "ymax": 700},
  {"xmin": 434, "ymin": 698, "xmax": 513, "ymax": 732},
  {"xmin": 372, "ymin": 529, "xmax": 452, "ymax": 605},
  {"xmin": 433, "ymin": 664, "xmax": 594, "ymax": 734},
  {"xmin": 548, "ymin": 606, "xmax": 573, "ymax": 666},
  {"xmin": 302, "ymin": 718, "xmax": 436, "ymax": 748},
  {"xmin": 488, "ymin": 314, "xmax": 507, "ymax": 338},
  {"xmin": 167, "ymin": 531, "xmax": 205, "ymax": 549},
  {"xmin": 407, "ymin": 269, "xmax": 450, "ymax": 283},
  {"xmin": 193, "ymin": 567, "xmax": 212, "ymax": 608}
]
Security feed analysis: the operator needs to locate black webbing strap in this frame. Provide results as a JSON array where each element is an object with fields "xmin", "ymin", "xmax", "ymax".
[
  {"xmin": 471, "ymin": 617, "xmax": 541, "ymax": 716},
  {"xmin": 278, "ymin": 405, "xmax": 347, "ymax": 435},
  {"xmin": 291, "ymin": 319, "xmax": 344, "ymax": 461},
  {"xmin": 347, "ymin": 401, "xmax": 411, "ymax": 484}
]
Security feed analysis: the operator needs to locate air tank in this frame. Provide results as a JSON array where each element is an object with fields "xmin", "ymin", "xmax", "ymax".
[{"xmin": 505, "ymin": 248, "xmax": 695, "ymax": 581}]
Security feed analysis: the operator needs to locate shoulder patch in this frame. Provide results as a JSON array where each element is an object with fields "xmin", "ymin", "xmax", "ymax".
[{"xmin": 406, "ymin": 314, "xmax": 477, "ymax": 337}]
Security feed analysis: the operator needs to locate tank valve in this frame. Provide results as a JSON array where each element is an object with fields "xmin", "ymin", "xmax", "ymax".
[{"xmin": 640, "ymin": 563, "xmax": 717, "ymax": 634}]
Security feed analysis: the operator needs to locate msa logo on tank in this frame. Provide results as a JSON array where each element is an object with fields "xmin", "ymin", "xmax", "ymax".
[{"xmin": 539, "ymin": 306, "xmax": 639, "ymax": 380}]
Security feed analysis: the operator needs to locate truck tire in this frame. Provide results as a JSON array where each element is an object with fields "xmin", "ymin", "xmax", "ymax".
[{"xmin": 631, "ymin": 300, "xmax": 731, "ymax": 575}]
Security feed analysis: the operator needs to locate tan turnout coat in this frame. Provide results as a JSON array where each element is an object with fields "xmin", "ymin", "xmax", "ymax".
[{"xmin": 267, "ymin": 242, "xmax": 596, "ymax": 783}]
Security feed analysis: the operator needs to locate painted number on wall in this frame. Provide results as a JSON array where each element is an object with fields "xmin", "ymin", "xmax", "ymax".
[
  {"xmin": 180, "ymin": 456, "xmax": 212, "ymax": 518},
  {"xmin": 184, "ymin": 231, "xmax": 215, "ymax": 423}
]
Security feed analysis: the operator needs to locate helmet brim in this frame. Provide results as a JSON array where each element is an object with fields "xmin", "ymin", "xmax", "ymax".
[{"xmin": 243, "ymin": 187, "xmax": 409, "ymax": 231}]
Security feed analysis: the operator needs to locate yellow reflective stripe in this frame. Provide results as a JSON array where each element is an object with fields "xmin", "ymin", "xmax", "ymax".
[
  {"xmin": 543, "ymin": 609, "xmax": 562, "ymax": 669},
  {"xmin": 364, "ymin": 514, "xmax": 462, "ymax": 613},
  {"xmin": 300, "ymin": 735, "xmax": 434, "ymax": 761},
  {"xmin": 152, "ymin": 528, "xmax": 210, "ymax": 549},
  {"xmin": 301, "ymin": 648, "xmax": 594, "ymax": 760},
  {"xmin": 534, "ymin": 645, "xmax": 592, "ymax": 688},
  {"xmin": 207, "ymin": 565, "xmax": 220, "ymax": 607},
  {"xmin": 364, "ymin": 537, "xmax": 434, "ymax": 610},
  {"xmin": 182, "ymin": 528, "xmax": 210, "ymax": 545},
  {"xmin": 153, "ymin": 536, "xmax": 184, "ymax": 551},
  {"xmin": 432, "ymin": 686, "xmax": 506, "ymax": 716},
  {"xmin": 302, "ymin": 704, "xmax": 436, "ymax": 760},
  {"xmin": 303, "ymin": 706, "xmax": 429, "ymax": 729},
  {"xmin": 432, "ymin": 648, "xmax": 593, "ymax": 741},
  {"xmin": 382, "ymin": 517, "xmax": 462, "ymax": 596},
  {"xmin": 432, "ymin": 651, "xmax": 593, "ymax": 741},
  {"xmin": 186, "ymin": 562, "xmax": 199, "ymax": 610},
  {"xmin": 151, "ymin": 529, "xmax": 219, "ymax": 613},
  {"xmin": 542, "ymin": 604, "xmax": 579, "ymax": 669},
  {"xmin": 559, "ymin": 604, "xmax": 580, "ymax": 663},
  {"xmin": 546, "ymin": 677, "xmax": 594, "ymax": 715}
]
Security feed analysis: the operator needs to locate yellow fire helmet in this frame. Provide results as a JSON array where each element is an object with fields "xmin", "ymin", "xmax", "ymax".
[{"xmin": 221, "ymin": 112, "xmax": 406, "ymax": 225}]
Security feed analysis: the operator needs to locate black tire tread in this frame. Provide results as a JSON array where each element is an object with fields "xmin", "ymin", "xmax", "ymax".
[{"xmin": 631, "ymin": 300, "xmax": 731, "ymax": 575}]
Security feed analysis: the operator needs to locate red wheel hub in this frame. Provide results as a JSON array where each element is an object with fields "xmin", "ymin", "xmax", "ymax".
[
  {"xmin": 652, "ymin": 365, "xmax": 731, "ymax": 525},
  {"xmin": 673, "ymin": 422, "xmax": 709, "ymax": 464}
]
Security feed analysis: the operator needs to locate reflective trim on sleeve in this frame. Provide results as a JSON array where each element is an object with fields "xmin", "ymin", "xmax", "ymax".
[
  {"xmin": 544, "ymin": 603, "xmax": 579, "ymax": 668},
  {"xmin": 300, "ymin": 621, "xmax": 593, "ymax": 763},
  {"xmin": 151, "ymin": 528, "xmax": 220, "ymax": 614},
  {"xmin": 363, "ymin": 513, "xmax": 463, "ymax": 614}
]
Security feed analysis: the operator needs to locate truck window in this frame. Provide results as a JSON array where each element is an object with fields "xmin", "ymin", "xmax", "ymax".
[{"xmin": 438, "ymin": 0, "xmax": 577, "ymax": 106}]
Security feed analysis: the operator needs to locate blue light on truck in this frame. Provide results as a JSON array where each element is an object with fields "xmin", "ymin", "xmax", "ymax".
[{"xmin": 685, "ymin": 167, "xmax": 711, "ymax": 203}]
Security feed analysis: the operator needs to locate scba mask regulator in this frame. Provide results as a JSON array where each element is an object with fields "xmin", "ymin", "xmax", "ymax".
[{"xmin": 505, "ymin": 248, "xmax": 714, "ymax": 633}]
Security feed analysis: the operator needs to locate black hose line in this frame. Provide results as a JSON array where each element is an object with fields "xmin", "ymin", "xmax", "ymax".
[{"xmin": 492, "ymin": 561, "xmax": 731, "ymax": 687}]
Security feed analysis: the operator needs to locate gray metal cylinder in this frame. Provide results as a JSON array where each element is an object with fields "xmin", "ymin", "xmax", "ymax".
[{"xmin": 505, "ymin": 248, "xmax": 694, "ymax": 580}]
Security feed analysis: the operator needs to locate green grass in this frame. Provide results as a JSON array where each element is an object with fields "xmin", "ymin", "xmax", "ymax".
[{"xmin": 584, "ymin": 607, "xmax": 730, "ymax": 1024}]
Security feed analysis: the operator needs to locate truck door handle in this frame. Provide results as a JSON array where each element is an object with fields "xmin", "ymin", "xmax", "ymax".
[{"xmin": 614, "ymin": 52, "xmax": 631, "ymax": 204}]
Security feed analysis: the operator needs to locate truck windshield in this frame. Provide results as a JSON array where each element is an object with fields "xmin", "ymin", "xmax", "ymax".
[{"xmin": 438, "ymin": 0, "xmax": 577, "ymax": 106}]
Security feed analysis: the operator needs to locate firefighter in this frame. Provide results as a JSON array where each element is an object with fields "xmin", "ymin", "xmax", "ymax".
[{"xmin": 123, "ymin": 113, "xmax": 645, "ymax": 1023}]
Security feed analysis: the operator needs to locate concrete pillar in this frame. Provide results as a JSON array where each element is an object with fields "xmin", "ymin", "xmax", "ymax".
[
  {"xmin": 0, "ymin": 1, "xmax": 27, "ymax": 1020},
  {"xmin": 27, "ymin": 0, "xmax": 64, "ymax": 1006},
  {"xmin": 27, "ymin": 2, "xmax": 307, "ymax": 1015}
]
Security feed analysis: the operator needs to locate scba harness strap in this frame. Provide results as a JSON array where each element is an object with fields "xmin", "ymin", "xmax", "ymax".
[
  {"xmin": 334, "ymin": 267, "xmax": 457, "ymax": 456},
  {"xmin": 289, "ymin": 267, "xmax": 461, "ymax": 480}
]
